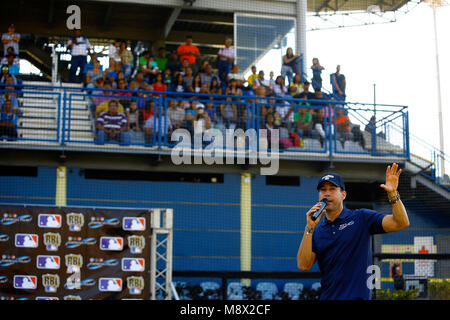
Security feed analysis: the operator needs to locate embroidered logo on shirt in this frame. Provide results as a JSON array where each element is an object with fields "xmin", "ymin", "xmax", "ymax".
[{"xmin": 339, "ymin": 220, "xmax": 354, "ymax": 231}]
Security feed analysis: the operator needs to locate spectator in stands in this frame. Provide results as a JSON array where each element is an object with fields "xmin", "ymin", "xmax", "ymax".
[
  {"xmin": 311, "ymin": 57, "xmax": 324, "ymax": 92},
  {"xmin": 126, "ymin": 100, "xmax": 140, "ymax": 132},
  {"xmin": 281, "ymin": 47, "xmax": 300, "ymax": 85},
  {"xmin": 330, "ymin": 64, "xmax": 346, "ymax": 101},
  {"xmin": 167, "ymin": 100, "xmax": 185, "ymax": 130},
  {"xmin": 95, "ymin": 99, "xmax": 130, "ymax": 145},
  {"xmin": 163, "ymin": 68, "xmax": 172, "ymax": 86},
  {"xmin": 220, "ymin": 96, "xmax": 237, "ymax": 129},
  {"xmin": 135, "ymin": 88, "xmax": 149, "ymax": 109},
  {"xmin": 2, "ymin": 24, "xmax": 20, "ymax": 56},
  {"xmin": 273, "ymin": 76, "xmax": 288, "ymax": 97},
  {"xmin": 302, "ymin": 80, "xmax": 315, "ymax": 100},
  {"xmin": 191, "ymin": 73, "xmax": 202, "ymax": 93},
  {"xmin": 312, "ymin": 107, "xmax": 325, "ymax": 146},
  {"xmin": 0, "ymin": 91, "xmax": 19, "ymax": 113},
  {"xmin": 182, "ymin": 66, "xmax": 194, "ymax": 90},
  {"xmin": 247, "ymin": 65, "xmax": 258, "ymax": 88},
  {"xmin": 143, "ymin": 104, "xmax": 173, "ymax": 145},
  {"xmin": 217, "ymin": 37, "xmax": 235, "ymax": 83},
  {"xmin": 200, "ymin": 64, "xmax": 219, "ymax": 89},
  {"xmin": 94, "ymin": 82, "xmax": 125, "ymax": 118},
  {"xmin": 289, "ymin": 73, "xmax": 303, "ymax": 97},
  {"xmin": 365, "ymin": 116, "xmax": 376, "ymax": 133},
  {"xmin": 261, "ymin": 112, "xmax": 280, "ymax": 150},
  {"xmin": 177, "ymin": 35, "xmax": 200, "ymax": 75},
  {"xmin": 119, "ymin": 41, "xmax": 133, "ymax": 78},
  {"xmin": 0, "ymin": 99, "xmax": 17, "ymax": 139},
  {"xmin": 108, "ymin": 40, "xmax": 121, "ymax": 67},
  {"xmin": 116, "ymin": 79, "xmax": 132, "ymax": 108},
  {"xmin": 85, "ymin": 59, "xmax": 103, "ymax": 89},
  {"xmin": 225, "ymin": 78, "xmax": 242, "ymax": 96},
  {"xmin": 205, "ymin": 99, "xmax": 217, "ymax": 123},
  {"xmin": 0, "ymin": 66, "xmax": 16, "ymax": 88},
  {"xmin": 335, "ymin": 108, "xmax": 353, "ymax": 146},
  {"xmin": 155, "ymin": 47, "xmax": 168, "ymax": 72},
  {"xmin": 138, "ymin": 50, "xmax": 152, "ymax": 78},
  {"xmin": 209, "ymin": 78, "xmax": 222, "ymax": 95},
  {"xmin": 170, "ymin": 73, "xmax": 188, "ymax": 93},
  {"xmin": 254, "ymin": 70, "xmax": 270, "ymax": 89},
  {"xmin": 67, "ymin": 29, "xmax": 91, "ymax": 83},
  {"xmin": 83, "ymin": 53, "xmax": 101, "ymax": 75},
  {"xmin": 130, "ymin": 71, "xmax": 150, "ymax": 91},
  {"xmin": 141, "ymin": 100, "xmax": 155, "ymax": 124},
  {"xmin": 152, "ymin": 73, "xmax": 167, "ymax": 97},
  {"xmin": 167, "ymin": 50, "xmax": 181, "ymax": 76},
  {"xmin": 295, "ymin": 106, "xmax": 313, "ymax": 138},
  {"xmin": 227, "ymin": 64, "xmax": 245, "ymax": 85},
  {"xmin": 1, "ymin": 48, "xmax": 20, "ymax": 76},
  {"xmin": 268, "ymin": 71, "xmax": 276, "ymax": 90}
]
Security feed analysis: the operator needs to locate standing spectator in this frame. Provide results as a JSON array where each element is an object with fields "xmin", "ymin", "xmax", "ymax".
[
  {"xmin": 247, "ymin": 65, "xmax": 258, "ymax": 88},
  {"xmin": 108, "ymin": 40, "xmax": 121, "ymax": 67},
  {"xmin": 200, "ymin": 64, "xmax": 219, "ymax": 89},
  {"xmin": 0, "ymin": 99, "xmax": 17, "ymax": 139},
  {"xmin": 67, "ymin": 29, "xmax": 91, "ymax": 83},
  {"xmin": 155, "ymin": 47, "xmax": 168, "ymax": 72},
  {"xmin": 95, "ymin": 100, "xmax": 130, "ymax": 145},
  {"xmin": 281, "ymin": 47, "xmax": 300, "ymax": 85},
  {"xmin": 119, "ymin": 41, "xmax": 133, "ymax": 78},
  {"xmin": 311, "ymin": 57, "xmax": 324, "ymax": 92},
  {"xmin": 177, "ymin": 35, "xmax": 200, "ymax": 75},
  {"xmin": 217, "ymin": 37, "xmax": 235, "ymax": 82},
  {"xmin": 2, "ymin": 24, "xmax": 20, "ymax": 56},
  {"xmin": 166, "ymin": 50, "xmax": 181, "ymax": 76},
  {"xmin": 331, "ymin": 65, "xmax": 346, "ymax": 101}
]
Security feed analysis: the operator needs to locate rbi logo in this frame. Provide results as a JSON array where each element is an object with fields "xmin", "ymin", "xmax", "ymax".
[
  {"xmin": 65, "ymin": 254, "xmax": 83, "ymax": 271},
  {"xmin": 127, "ymin": 276, "xmax": 144, "ymax": 295},
  {"xmin": 67, "ymin": 213, "xmax": 84, "ymax": 231},
  {"xmin": 42, "ymin": 274, "xmax": 60, "ymax": 293},
  {"xmin": 128, "ymin": 235, "xmax": 145, "ymax": 254},
  {"xmin": 43, "ymin": 233, "xmax": 61, "ymax": 251}
]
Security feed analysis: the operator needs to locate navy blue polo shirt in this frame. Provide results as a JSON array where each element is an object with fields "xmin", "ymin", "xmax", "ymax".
[{"xmin": 312, "ymin": 207, "xmax": 386, "ymax": 300}]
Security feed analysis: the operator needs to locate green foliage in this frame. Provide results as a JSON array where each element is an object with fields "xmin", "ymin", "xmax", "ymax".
[
  {"xmin": 428, "ymin": 280, "xmax": 450, "ymax": 300},
  {"xmin": 375, "ymin": 288, "xmax": 419, "ymax": 300}
]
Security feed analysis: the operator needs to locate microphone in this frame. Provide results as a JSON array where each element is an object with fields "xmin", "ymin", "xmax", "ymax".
[{"xmin": 311, "ymin": 198, "xmax": 328, "ymax": 221}]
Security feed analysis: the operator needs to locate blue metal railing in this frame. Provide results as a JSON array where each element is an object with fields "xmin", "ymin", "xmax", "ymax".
[{"xmin": 1, "ymin": 84, "xmax": 411, "ymax": 161}]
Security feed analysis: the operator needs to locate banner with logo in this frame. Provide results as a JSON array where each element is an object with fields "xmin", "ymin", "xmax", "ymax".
[{"xmin": 0, "ymin": 205, "xmax": 150, "ymax": 300}]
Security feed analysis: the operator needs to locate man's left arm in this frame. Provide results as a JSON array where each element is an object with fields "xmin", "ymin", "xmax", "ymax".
[{"xmin": 380, "ymin": 163, "xmax": 410, "ymax": 232}]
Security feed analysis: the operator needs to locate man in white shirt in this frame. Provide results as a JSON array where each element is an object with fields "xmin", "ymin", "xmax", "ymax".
[
  {"xmin": 67, "ymin": 29, "xmax": 92, "ymax": 83},
  {"xmin": 2, "ymin": 24, "xmax": 20, "ymax": 56},
  {"xmin": 217, "ymin": 38, "xmax": 235, "ymax": 83}
]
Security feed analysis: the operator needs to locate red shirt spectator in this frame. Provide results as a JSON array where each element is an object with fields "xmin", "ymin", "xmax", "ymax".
[
  {"xmin": 152, "ymin": 73, "xmax": 167, "ymax": 97},
  {"xmin": 177, "ymin": 36, "xmax": 200, "ymax": 65}
]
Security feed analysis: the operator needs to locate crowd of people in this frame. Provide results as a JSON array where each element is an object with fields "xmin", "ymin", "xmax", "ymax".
[{"xmin": 64, "ymin": 28, "xmax": 358, "ymax": 148}]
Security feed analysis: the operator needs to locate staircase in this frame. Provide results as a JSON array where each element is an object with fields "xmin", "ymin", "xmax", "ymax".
[{"xmin": 18, "ymin": 81, "xmax": 94, "ymax": 142}]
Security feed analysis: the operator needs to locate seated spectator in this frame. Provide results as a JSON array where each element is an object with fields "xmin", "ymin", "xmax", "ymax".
[
  {"xmin": 302, "ymin": 80, "xmax": 315, "ymax": 100},
  {"xmin": 155, "ymin": 47, "xmax": 168, "ymax": 72},
  {"xmin": 192, "ymin": 104, "xmax": 212, "ymax": 139},
  {"xmin": 219, "ymin": 97, "xmax": 237, "ymax": 129},
  {"xmin": 129, "ymin": 71, "xmax": 150, "ymax": 91},
  {"xmin": 93, "ymin": 81, "xmax": 113, "ymax": 106},
  {"xmin": 2, "ymin": 23, "xmax": 20, "ymax": 56},
  {"xmin": 0, "ymin": 99, "xmax": 18, "ymax": 139},
  {"xmin": 167, "ymin": 100, "xmax": 185, "ymax": 130},
  {"xmin": 116, "ymin": 79, "xmax": 132, "ymax": 108},
  {"xmin": 183, "ymin": 66, "xmax": 194, "ymax": 90},
  {"xmin": 83, "ymin": 53, "xmax": 101, "ymax": 75},
  {"xmin": 281, "ymin": 47, "xmax": 300, "ymax": 85},
  {"xmin": 94, "ymin": 84, "xmax": 125, "ymax": 118},
  {"xmin": 191, "ymin": 74, "xmax": 202, "ymax": 93},
  {"xmin": 126, "ymin": 100, "xmax": 141, "ymax": 132},
  {"xmin": 289, "ymin": 73, "xmax": 303, "ymax": 97},
  {"xmin": 312, "ymin": 107, "xmax": 325, "ymax": 146},
  {"xmin": 217, "ymin": 37, "xmax": 235, "ymax": 82},
  {"xmin": 177, "ymin": 35, "xmax": 200, "ymax": 75},
  {"xmin": 138, "ymin": 50, "xmax": 151, "ymax": 77},
  {"xmin": 228, "ymin": 64, "xmax": 245, "ymax": 82},
  {"xmin": 200, "ymin": 64, "xmax": 219, "ymax": 89},
  {"xmin": 273, "ymin": 76, "xmax": 288, "ymax": 97},
  {"xmin": 205, "ymin": 99, "xmax": 217, "ymax": 123},
  {"xmin": 225, "ymin": 78, "xmax": 242, "ymax": 96},
  {"xmin": 180, "ymin": 58, "xmax": 190, "ymax": 76},
  {"xmin": 135, "ymin": 88, "xmax": 149, "ymax": 109},
  {"xmin": 170, "ymin": 73, "xmax": 188, "ymax": 93},
  {"xmin": 1, "ymin": 48, "xmax": 20, "ymax": 76},
  {"xmin": 0, "ymin": 66, "xmax": 17, "ymax": 86},
  {"xmin": 335, "ymin": 108, "xmax": 353, "ymax": 145},
  {"xmin": 141, "ymin": 99, "xmax": 155, "ymax": 125},
  {"xmin": 85, "ymin": 59, "xmax": 103, "ymax": 88},
  {"xmin": 247, "ymin": 65, "xmax": 258, "ymax": 88},
  {"xmin": 0, "ymin": 92, "xmax": 19, "ymax": 113},
  {"xmin": 144, "ymin": 106, "xmax": 173, "ymax": 145},
  {"xmin": 163, "ymin": 68, "xmax": 172, "ymax": 86},
  {"xmin": 199, "ymin": 83, "xmax": 210, "ymax": 95},
  {"xmin": 95, "ymin": 100, "xmax": 130, "ymax": 145},
  {"xmin": 119, "ymin": 41, "xmax": 133, "ymax": 78},
  {"xmin": 166, "ymin": 50, "xmax": 181, "ymax": 76},
  {"xmin": 152, "ymin": 73, "xmax": 167, "ymax": 96},
  {"xmin": 254, "ymin": 70, "xmax": 270, "ymax": 89},
  {"xmin": 268, "ymin": 71, "xmax": 276, "ymax": 90},
  {"xmin": 295, "ymin": 107, "xmax": 313, "ymax": 138},
  {"xmin": 210, "ymin": 78, "xmax": 222, "ymax": 95},
  {"xmin": 107, "ymin": 62, "xmax": 124, "ymax": 87},
  {"xmin": 261, "ymin": 112, "xmax": 280, "ymax": 150}
]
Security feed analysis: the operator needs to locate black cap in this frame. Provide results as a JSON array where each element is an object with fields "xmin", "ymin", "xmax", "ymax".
[{"xmin": 317, "ymin": 173, "xmax": 345, "ymax": 191}]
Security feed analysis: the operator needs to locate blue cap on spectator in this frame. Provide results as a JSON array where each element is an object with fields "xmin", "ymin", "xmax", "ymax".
[{"xmin": 317, "ymin": 173, "xmax": 345, "ymax": 191}]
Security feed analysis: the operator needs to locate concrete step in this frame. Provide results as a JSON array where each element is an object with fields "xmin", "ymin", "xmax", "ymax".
[{"xmin": 18, "ymin": 129, "xmax": 94, "ymax": 138}]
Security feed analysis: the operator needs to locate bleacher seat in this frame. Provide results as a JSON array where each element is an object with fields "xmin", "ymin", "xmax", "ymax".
[
  {"xmin": 283, "ymin": 282, "xmax": 304, "ymax": 300},
  {"xmin": 312, "ymin": 282, "xmax": 321, "ymax": 291},
  {"xmin": 256, "ymin": 282, "xmax": 278, "ymax": 300},
  {"xmin": 227, "ymin": 282, "xmax": 245, "ymax": 300},
  {"xmin": 200, "ymin": 281, "xmax": 220, "ymax": 300},
  {"xmin": 344, "ymin": 140, "xmax": 367, "ymax": 153},
  {"xmin": 303, "ymin": 138, "xmax": 323, "ymax": 150}
]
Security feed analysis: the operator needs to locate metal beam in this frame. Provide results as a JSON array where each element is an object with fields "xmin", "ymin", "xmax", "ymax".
[
  {"xmin": 164, "ymin": 7, "xmax": 182, "ymax": 39},
  {"xmin": 103, "ymin": 4, "xmax": 114, "ymax": 29}
]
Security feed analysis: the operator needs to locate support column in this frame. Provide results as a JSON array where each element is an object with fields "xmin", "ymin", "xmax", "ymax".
[
  {"xmin": 240, "ymin": 173, "xmax": 252, "ymax": 286},
  {"xmin": 296, "ymin": 0, "xmax": 307, "ymax": 78},
  {"xmin": 55, "ymin": 166, "xmax": 66, "ymax": 206}
]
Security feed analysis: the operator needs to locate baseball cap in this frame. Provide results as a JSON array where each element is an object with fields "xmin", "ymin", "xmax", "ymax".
[{"xmin": 317, "ymin": 173, "xmax": 345, "ymax": 191}]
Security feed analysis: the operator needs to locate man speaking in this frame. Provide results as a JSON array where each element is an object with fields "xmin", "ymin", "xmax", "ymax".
[{"xmin": 297, "ymin": 163, "xmax": 409, "ymax": 300}]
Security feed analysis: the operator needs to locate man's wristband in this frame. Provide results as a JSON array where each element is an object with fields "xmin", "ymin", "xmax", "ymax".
[
  {"xmin": 305, "ymin": 226, "xmax": 314, "ymax": 235},
  {"xmin": 388, "ymin": 191, "xmax": 400, "ymax": 204}
]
